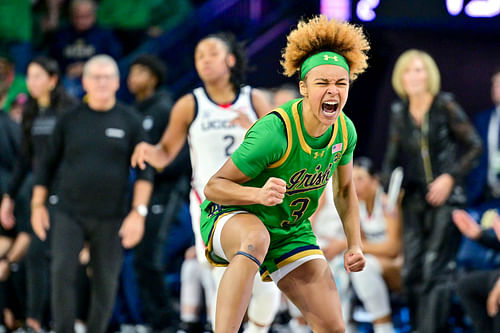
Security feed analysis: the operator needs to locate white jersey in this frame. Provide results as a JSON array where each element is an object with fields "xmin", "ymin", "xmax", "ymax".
[
  {"xmin": 189, "ymin": 85, "xmax": 258, "ymax": 199},
  {"xmin": 188, "ymin": 85, "xmax": 258, "ymax": 262},
  {"xmin": 359, "ymin": 186, "xmax": 388, "ymax": 243}
]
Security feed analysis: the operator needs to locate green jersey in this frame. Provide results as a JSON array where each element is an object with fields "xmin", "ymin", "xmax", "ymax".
[{"xmin": 200, "ymin": 98, "xmax": 357, "ymax": 279}]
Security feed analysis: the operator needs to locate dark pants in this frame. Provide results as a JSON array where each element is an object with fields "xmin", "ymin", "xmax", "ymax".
[
  {"xmin": 457, "ymin": 269, "xmax": 500, "ymax": 333},
  {"xmin": 26, "ymin": 234, "xmax": 50, "ymax": 323},
  {"xmin": 134, "ymin": 181, "xmax": 188, "ymax": 329},
  {"xmin": 401, "ymin": 192, "xmax": 462, "ymax": 332},
  {"xmin": 0, "ymin": 262, "xmax": 26, "ymax": 323},
  {"xmin": 17, "ymin": 175, "xmax": 51, "ymax": 326},
  {"xmin": 51, "ymin": 209, "xmax": 123, "ymax": 333}
]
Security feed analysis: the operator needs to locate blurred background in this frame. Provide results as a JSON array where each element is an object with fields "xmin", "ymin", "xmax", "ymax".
[
  {"xmin": 1, "ymin": 1, "xmax": 500, "ymax": 332},
  {"xmin": 1, "ymin": 0, "xmax": 499, "ymax": 166}
]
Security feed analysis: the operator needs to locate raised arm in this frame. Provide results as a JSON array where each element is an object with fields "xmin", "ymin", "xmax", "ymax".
[{"xmin": 131, "ymin": 94, "xmax": 195, "ymax": 170}]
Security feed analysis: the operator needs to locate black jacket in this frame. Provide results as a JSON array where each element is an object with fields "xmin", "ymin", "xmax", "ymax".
[
  {"xmin": 134, "ymin": 90, "xmax": 191, "ymax": 196},
  {"xmin": 383, "ymin": 92, "xmax": 482, "ymax": 204},
  {"xmin": 0, "ymin": 112, "xmax": 21, "ymax": 195},
  {"xmin": 35, "ymin": 103, "xmax": 153, "ymax": 219}
]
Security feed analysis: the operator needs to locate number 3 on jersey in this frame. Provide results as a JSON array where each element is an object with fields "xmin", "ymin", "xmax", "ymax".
[
  {"xmin": 291, "ymin": 198, "xmax": 311, "ymax": 221},
  {"xmin": 280, "ymin": 198, "xmax": 311, "ymax": 228}
]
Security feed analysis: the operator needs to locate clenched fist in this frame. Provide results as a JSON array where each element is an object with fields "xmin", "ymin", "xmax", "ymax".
[
  {"xmin": 344, "ymin": 246, "xmax": 366, "ymax": 273},
  {"xmin": 259, "ymin": 177, "xmax": 287, "ymax": 206}
]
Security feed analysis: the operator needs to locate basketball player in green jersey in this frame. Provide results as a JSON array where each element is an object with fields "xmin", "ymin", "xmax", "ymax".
[{"xmin": 199, "ymin": 16, "xmax": 371, "ymax": 332}]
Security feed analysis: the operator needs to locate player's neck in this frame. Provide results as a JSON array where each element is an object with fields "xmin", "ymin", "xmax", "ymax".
[{"xmin": 204, "ymin": 80, "xmax": 236, "ymax": 105}]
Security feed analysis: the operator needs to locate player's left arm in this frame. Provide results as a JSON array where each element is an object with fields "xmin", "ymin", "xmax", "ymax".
[{"xmin": 333, "ymin": 161, "xmax": 365, "ymax": 272}]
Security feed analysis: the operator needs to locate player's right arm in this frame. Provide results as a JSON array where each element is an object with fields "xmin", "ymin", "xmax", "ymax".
[
  {"xmin": 204, "ymin": 158, "xmax": 286, "ymax": 206},
  {"xmin": 204, "ymin": 113, "xmax": 287, "ymax": 206},
  {"xmin": 131, "ymin": 94, "xmax": 195, "ymax": 170}
]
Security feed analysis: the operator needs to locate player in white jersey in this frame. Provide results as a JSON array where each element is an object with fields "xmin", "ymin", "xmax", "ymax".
[
  {"xmin": 189, "ymin": 84, "xmax": 258, "ymax": 261},
  {"xmin": 131, "ymin": 32, "xmax": 281, "ymax": 333},
  {"xmin": 350, "ymin": 157, "xmax": 403, "ymax": 333}
]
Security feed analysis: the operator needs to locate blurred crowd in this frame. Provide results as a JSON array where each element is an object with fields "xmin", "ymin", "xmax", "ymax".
[{"xmin": 0, "ymin": 1, "xmax": 500, "ymax": 333}]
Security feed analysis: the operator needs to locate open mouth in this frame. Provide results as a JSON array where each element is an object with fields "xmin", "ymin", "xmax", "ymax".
[{"xmin": 322, "ymin": 101, "xmax": 339, "ymax": 114}]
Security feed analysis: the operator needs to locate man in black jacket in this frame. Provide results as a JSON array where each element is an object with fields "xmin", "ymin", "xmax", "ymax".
[
  {"xmin": 127, "ymin": 54, "xmax": 191, "ymax": 331},
  {"xmin": 31, "ymin": 54, "xmax": 153, "ymax": 333}
]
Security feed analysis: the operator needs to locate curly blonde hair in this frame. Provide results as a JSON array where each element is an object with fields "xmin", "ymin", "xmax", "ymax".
[{"xmin": 281, "ymin": 15, "xmax": 370, "ymax": 82}]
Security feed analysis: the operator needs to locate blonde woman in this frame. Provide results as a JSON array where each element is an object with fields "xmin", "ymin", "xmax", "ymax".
[{"xmin": 383, "ymin": 49, "xmax": 482, "ymax": 332}]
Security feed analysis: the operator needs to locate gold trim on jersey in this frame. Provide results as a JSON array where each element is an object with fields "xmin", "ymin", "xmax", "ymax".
[
  {"xmin": 261, "ymin": 270, "xmax": 272, "ymax": 282},
  {"xmin": 276, "ymin": 249, "xmax": 324, "ymax": 269},
  {"xmin": 204, "ymin": 212, "xmax": 233, "ymax": 267},
  {"xmin": 340, "ymin": 112, "xmax": 348, "ymax": 155},
  {"xmin": 292, "ymin": 102, "xmax": 311, "ymax": 155},
  {"xmin": 269, "ymin": 108, "xmax": 293, "ymax": 168},
  {"xmin": 327, "ymin": 113, "xmax": 341, "ymax": 148},
  {"xmin": 292, "ymin": 101, "xmax": 341, "ymax": 155}
]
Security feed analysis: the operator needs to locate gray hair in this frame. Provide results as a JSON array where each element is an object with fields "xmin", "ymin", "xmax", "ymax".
[
  {"xmin": 83, "ymin": 54, "xmax": 120, "ymax": 78},
  {"xmin": 70, "ymin": 0, "xmax": 97, "ymax": 13},
  {"xmin": 69, "ymin": 0, "xmax": 97, "ymax": 14}
]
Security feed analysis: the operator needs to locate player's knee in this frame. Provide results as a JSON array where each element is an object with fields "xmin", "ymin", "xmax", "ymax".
[
  {"xmin": 324, "ymin": 322, "xmax": 345, "ymax": 333},
  {"xmin": 239, "ymin": 229, "xmax": 270, "ymax": 262},
  {"xmin": 332, "ymin": 325, "xmax": 345, "ymax": 333},
  {"xmin": 311, "ymin": 317, "xmax": 345, "ymax": 333}
]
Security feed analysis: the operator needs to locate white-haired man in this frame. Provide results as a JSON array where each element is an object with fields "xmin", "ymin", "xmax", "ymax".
[{"xmin": 31, "ymin": 55, "xmax": 153, "ymax": 333}]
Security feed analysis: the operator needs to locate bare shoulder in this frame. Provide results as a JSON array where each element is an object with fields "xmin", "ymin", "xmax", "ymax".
[
  {"xmin": 171, "ymin": 93, "xmax": 196, "ymax": 125},
  {"xmin": 251, "ymin": 88, "xmax": 272, "ymax": 117}
]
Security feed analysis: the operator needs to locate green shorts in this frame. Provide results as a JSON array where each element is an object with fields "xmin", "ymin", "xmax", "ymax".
[{"xmin": 200, "ymin": 200, "xmax": 325, "ymax": 282}]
